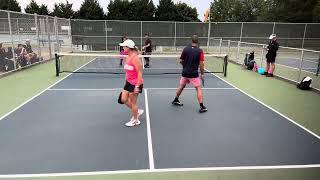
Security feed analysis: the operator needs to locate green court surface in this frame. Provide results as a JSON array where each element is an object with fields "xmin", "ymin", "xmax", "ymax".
[{"xmin": 0, "ymin": 60, "xmax": 320, "ymax": 179}]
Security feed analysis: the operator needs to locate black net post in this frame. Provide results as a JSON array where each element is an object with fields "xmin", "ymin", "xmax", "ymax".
[
  {"xmin": 223, "ymin": 55, "xmax": 228, "ymax": 77},
  {"xmin": 55, "ymin": 53, "xmax": 60, "ymax": 77}
]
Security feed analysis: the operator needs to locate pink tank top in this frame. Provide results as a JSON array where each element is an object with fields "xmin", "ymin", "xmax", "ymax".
[{"xmin": 124, "ymin": 54, "xmax": 143, "ymax": 85}]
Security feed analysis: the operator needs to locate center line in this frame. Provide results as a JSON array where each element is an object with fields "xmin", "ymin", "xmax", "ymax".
[{"xmin": 144, "ymin": 89, "xmax": 155, "ymax": 169}]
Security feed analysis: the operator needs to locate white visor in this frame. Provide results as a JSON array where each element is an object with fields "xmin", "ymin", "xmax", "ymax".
[{"xmin": 119, "ymin": 39, "xmax": 135, "ymax": 48}]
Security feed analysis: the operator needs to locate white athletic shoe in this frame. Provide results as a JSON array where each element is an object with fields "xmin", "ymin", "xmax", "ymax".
[{"xmin": 125, "ymin": 119, "xmax": 141, "ymax": 127}]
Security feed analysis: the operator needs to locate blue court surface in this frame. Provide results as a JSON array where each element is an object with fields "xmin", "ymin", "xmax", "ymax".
[
  {"xmin": 0, "ymin": 58, "xmax": 319, "ymax": 178},
  {"xmin": 277, "ymin": 57, "xmax": 319, "ymax": 74}
]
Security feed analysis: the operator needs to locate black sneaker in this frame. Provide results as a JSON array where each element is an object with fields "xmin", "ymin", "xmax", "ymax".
[
  {"xmin": 144, "ymin": 64, "xmax": 150, "ymax": 68},
  {"xmin": 172, "ymin": 99, "xmax": 183, "ymax": 106},
  {"xmin": 266, "ymin": 73, "xmax": 273, "ymax": 77},
  {"xmin": 262, "ymin": 72, "xmax": 268, "ymax": 75},
  {"xmin": 199, "ymin": 106, "xmax": 208, "ymax": 113}
]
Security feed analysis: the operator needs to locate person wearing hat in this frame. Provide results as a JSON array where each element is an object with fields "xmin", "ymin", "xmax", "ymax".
[
  {"xmin": 264, "ymin": 34, "xmax": 279, "ymax": 77},
  {"xmin": 118, "ymin": 39, "xmax": 144, "ymax": 127}
]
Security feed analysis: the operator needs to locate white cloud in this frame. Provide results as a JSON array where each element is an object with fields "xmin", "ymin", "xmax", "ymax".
[{"xmin": 17, "ymin": 0, "xmax": 211, "ymax": 21}]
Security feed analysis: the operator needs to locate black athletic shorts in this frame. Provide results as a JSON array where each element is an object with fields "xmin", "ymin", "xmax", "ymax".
[
  {"xmin": 266, "ymin": 53, "xmax": 276, "ymax": 63},
  {"xmin": 124, "ymin": 81, "xmax": 143, "ymax": 93}
]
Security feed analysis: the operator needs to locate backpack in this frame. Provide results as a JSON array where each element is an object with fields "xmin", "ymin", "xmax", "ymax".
[{"xmin": 297, "ymin": 76, "xmax": 312, "ymax": 90}]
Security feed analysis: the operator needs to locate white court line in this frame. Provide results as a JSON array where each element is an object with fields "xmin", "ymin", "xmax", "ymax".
[
  {"xmin": 302, "ymin": 68, "xmax": 317, "ymax": 70},
  {"xmin": 48, "ymin": 88, "xmax": 236, "ymax": 91},
  {"xmin": 0, "ymin": 58, "xmax": 97, "ymax": 121},
  {"xmin": 146, "ymin": 88, "xmax": 236, "ymax": 90},
  {"xmin": 144, "ymin": 89, "xmax": 155, "ymax": 170},
  {"xmin": 48, "ymin": 88, "xmax": 122, "ymax": 91},
  {"xmin": 83, "ymin": 67, "xmax": 183, "ymax": 70},
  {"xmin": 205, "ymin": 69, "xmax": 320, "ymax": 139},
  {"xmin": 1, "ymin": 164, "xmax": 319, "ymax": 178}
]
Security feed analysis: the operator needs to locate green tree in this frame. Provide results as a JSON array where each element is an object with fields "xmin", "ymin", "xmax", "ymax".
[
  {"xmin": 25, "ymin": 0, "xmax": 50, "ymax": 15},
  {"xmin": 77, "ymin": 0, "xmax": 105, "ymax": 20},
  {"xmin": 107, "ymin": 0, "xmax": 155, "ymax": 20},
  {"xmin": 25, "ymin": 0, "xmax": 40, "ymax": 14},
  {"xmin": 241, "ymin": 0, "xmax": 265, "ymax": 22},
  {"xmin": 106, "ymin": 0, "xmax": 130, "ymax": 20},
  {"xmin": 313, "ymin": 0, "xmax": 320, "ymax": 22},
  {"xmin": 51, "ymin": 1, "xmax": 75, "ymax": 18},
  {"xmin": 259, "ymin": 0, "xmax": 317, "ymax": 22},
  {"xmin": 0, "ymin": 0, "xmax": 21, "ymax": 12},
  {"xmin": 155, "ymin": 0, "xmax": 177, "ymax": 21},
  {"xmin": 210, "ymin": 0, "xmax": 243, "ymax": 22},
  {"xmin": 127, "ymin": 0, "xmax": 155, "ymax": 20},
  {"xmin": 38, "ymin": 4, "xmax": 49, "ymax": 15},
  {"xmin": 175, "ymin": 2, "xmax": 198, "ymax": 22}
]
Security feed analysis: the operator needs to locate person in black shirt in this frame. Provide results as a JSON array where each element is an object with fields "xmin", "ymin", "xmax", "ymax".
[
  {"xmin": 172, "ymin": 35, "xmax": 207, "ymax": 113},
  {"xmin": 119, "ymin": 36, "xmax": 127, "ymax": 66},
  {"xmin": 265, "ymin": 34, "xmax": 279, "ymax": 77},
  {"xmin": 0, "ymin": 43, "xmax": 6, "ymax": 71},
  {"xmin": 142, "ymin": 33, "xmax": 152, "ymax": 68}
]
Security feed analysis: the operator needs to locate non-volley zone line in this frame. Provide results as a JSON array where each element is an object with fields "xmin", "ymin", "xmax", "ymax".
[
  {"xmin": 1, "ymin": 164, "xmax": 320, "ymax": 178},
  {"xmin": 48, "ymin": 88, "xmax": 237, "ymax": 91}
]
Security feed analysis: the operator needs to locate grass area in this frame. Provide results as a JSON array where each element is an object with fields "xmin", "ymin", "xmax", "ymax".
[
  {"xmin": 0, "ymin": 61, "xmax": 66, "ymax": 118},
  {"xmin": 11, "ymin": 168, "xmax": 320, "ymax": 180},
  {"xmin": 0, "ymin": 59, "xmax": 319, "ymax": 179}
]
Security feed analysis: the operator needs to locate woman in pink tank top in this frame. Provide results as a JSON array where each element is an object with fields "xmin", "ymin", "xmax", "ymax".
[{"xmin": 118, "ymin": 39, "xmax": 144, "ymax": 127}]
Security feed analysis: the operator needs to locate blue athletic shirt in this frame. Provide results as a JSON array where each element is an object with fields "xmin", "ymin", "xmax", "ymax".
[{"xmin": 180, "ymin": 44, "xmax": 204, "ymax": 78}]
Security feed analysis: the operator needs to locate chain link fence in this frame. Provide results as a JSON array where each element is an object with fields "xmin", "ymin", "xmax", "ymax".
[
  {"xmin": 1, "ymin": 10, "xmax": 319, "ymax": 91},
  {"xmin": 0, "ymin": 10, "xmax": 71, "ymax": 75},
  {"xmin": 219, "ymin": 39, "xmax": 320, "ymax": 91}
]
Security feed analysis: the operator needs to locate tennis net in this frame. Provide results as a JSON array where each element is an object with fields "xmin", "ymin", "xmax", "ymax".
[{"xmin": 55, "ymin": 53, "xmax": 228, "ymax": 77}]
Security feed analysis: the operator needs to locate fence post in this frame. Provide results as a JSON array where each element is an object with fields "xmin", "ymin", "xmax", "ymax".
[
  {"xmin": 140, "ymin": 21, "xmax": 143, "ymax": 51},
  {"xmin": 261, "ymin": 44, "xmax": 265, "ymax": 67},
  {"xmin": 297, "ymin": 50, "xmax": 304, "ymax": 83},
  {"xmin": 316, "ymin": 54, "xmax": 320, "ymax": 76},
  {"xmin": 236, "ymin": 41, "xmax": 241, "ymax": 63},
  {"xmin": 69, "ymin": 19, "xmax": 72, "ymax": 51},
  {"xmin": 219, "ymin": 38, "xmax": 222, "ymax": 54},
  {"xmin": 16, "ymin": 18, "xmax": 19, "ymax": 35},
  {"xmin": 174, "ymin": 22, "xmax": 177, "ymax": 51},
  {"xmin": 301, "ymin": 23, "xmax": 307, "ymax": 49},
  {"xmin": 272, "ymin": 22, "xmax": 276, "ymax": 34},
  {"xmin": 7, "ymin": 12, "xmax": 16, "ymax": 69},
  {"xmin": 54, "ymin": 16, "xmax": 60, "ymax": 53},
  {"xmin": 46, "ymin": 16, "xmax": 52, "ymax": 59},
  {"xmin": 206, "ymin": 21, "xmax": 211, "ymax": 53},
  {"xmin": 295, "ymin": 24, "xmax": 308, "ymax": 82},
  {"xmin": 227, "ymin": 40, "xmax": 231, "ymax": 56},
  {"xmin": 239, "ymin": 22, "xmax": 243, "ymax": 42},
  {"xmin": 105, "ymin": 20, "xmax": 108, "ymax": 51},
  {"xmin": 34, "ymin": 13, "xmax": 41, "ymax": 57}
]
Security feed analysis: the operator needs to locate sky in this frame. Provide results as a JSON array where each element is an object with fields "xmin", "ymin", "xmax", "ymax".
[{"xmin": 16, "ymin": 0, "xmax": 212, "ymax": 21}]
